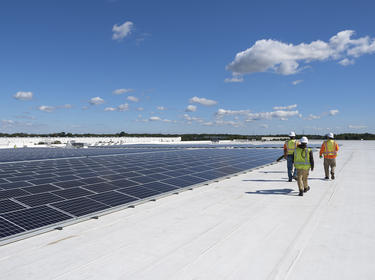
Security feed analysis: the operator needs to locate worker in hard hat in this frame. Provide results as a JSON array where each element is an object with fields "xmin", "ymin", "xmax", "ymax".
[
  {"xmin": 320, "ymin": 132, "xmax": 339, "ymax": 179},
  {"xmin": 293, "ymin": 136, "xmax": 314, "ymax": 196},
  {"xmin": 284, "ymin": 131, "xmax": 299, "ymax": 182}
]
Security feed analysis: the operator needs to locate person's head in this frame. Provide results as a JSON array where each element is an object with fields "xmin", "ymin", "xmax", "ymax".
[
  {"xmin": 327, "ymin": 132, "xmax": 334, "ymax": 139},
  {"xmin": 289, "ymin": 131, "xmax": 296, "ymax": 139},
  {"xmin": 300, "ymin": 136, "xmax": 308, "ymax": 147}
]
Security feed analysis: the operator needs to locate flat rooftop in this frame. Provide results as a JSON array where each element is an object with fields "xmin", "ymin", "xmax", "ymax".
[{"xmin": 0, "ymin": 141, "xmax": 374, "ymax": 279}]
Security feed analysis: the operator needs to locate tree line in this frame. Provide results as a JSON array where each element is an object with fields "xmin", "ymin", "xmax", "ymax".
[{"xmin": 1, "ymin": 132, "xmax": 374, "ymax": 141}]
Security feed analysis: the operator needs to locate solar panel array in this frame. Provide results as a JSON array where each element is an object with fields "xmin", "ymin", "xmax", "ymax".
[
  {"xmin": 0, "ymin": 147, "xmax": 282, "ymax": 243},
  {"xmin": 0, "ymin": 147, "xmax": 177, "ymax": 162}
]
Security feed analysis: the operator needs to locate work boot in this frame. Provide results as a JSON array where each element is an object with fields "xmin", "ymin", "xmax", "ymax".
[
  {"xmin": 324, "ymin": 176, "xmax": 329, "ymax": 180},
  {"xmin": 288, "ymin": 178, "xmax": 292, "ymax": 182},
  {"xmin": 298, "ymin": 191, "xmax": 303, "ymax": 196},
  {"xmin": 304, "ymin": 186, "xmax": 310, "ymax": 192},
  {"xmin": 331, "ymin": 173, "xmax": 335, "ymax": 180}
]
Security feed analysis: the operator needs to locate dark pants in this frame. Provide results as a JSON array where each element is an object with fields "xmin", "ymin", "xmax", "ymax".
[{"xmin": 287, "ymin": 155, "xmax": 296, "ymax": 180}]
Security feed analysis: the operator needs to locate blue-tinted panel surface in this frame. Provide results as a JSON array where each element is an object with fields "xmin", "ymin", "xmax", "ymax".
[
  {"xmin": 0, "ymin": 147, "xmax": 283, "ymax": 243},
  {"xmin": 0, "ymin": 217, "xmax": 25, "ymax": 238},
  {"xmin": 1, "ymin": 206, "xmax": 72, "ymax": 230}
]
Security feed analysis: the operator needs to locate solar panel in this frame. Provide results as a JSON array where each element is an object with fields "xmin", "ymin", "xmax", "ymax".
[
  {"xmin": 52, "ymin": 198, "xmax": 109, "ymax": 217},
  {"xmin": 0, "ymin": 199, "xmax": 26, "ymax": 214},
  {"xmin": 0, "ymin": 217, "xmax": 25, "ymax": 238},
  {"xmin": 1, "ymin": 206, "xmax": 72, "ymax": 231},
  {"xmin": 0, "ymin": 147, "xmax": 283, "ymax": 243}
]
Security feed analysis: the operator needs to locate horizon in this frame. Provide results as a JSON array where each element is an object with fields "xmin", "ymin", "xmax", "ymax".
[{"xmin": 1, "ymin": 0, "xmax": 374, "ymax": 135}]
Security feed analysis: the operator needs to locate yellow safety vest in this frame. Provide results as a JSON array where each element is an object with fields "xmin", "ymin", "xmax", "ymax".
[
  {"xmin": 286, "ymin": 139, "xmax": 297, "ymax": 155},
  {"xmin": 294, "ymin": 147, "xmax": 311, "ymax": 170},
  {"xmin": 323, "ymin": 140, "xmax": 337, "ymax": 157}
]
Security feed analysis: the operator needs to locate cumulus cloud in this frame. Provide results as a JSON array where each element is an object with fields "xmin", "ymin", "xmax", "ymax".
[
  {"xmin": 112, "ymin": 21, "xmax": 134, "ymax": 40},
  {"xmin": 183, "ymin": 114, "xmax": 203, "ymax": 123},
  {"xmin": 186, "ymin": 105, "xmax": 197, "ymax": 112},
  {"xmin": 306, "ymin": 114, "xmax": 321, "ymax": 120},
  {"xmin": 329, "ymin": 109, "xmax": 339, "ymax": 116},
  {"xmin": 127, "ymin": 96, "xmax": 139, "ymax": 102},
  {"xmin": 157, "ymin": 106, "xmax": 166, "ymax": 111},
  {"xmin": 104, "ymin": 103, "xmax": 129, "ymax": 112},
  {"xmin": 38, "ymin": 105, "xmax": 55, "ymax": 113},
  {"xmin": 292, "ymin": 80, "xmax": 303, "ymax": 85},
  {"xmin": 137, "ymin": 107, "xmax": 144, "ymax": 111},
  {"xmin": 227, "ymin": 30, "xmax": 375, "ymax": 76},
  {"xmin": 13, "ymin": 91, "xmax": 33, "ymax": 101},
  {"xmin": 89, "ymin": 97, "xmax": 105, "ymax": 105},
  {"xmin": 1, "ymin": 119, "xmax": 15, "ymax": 127},
  {"xmin": 339, "ymin": 58, "xmax": 355, "ymax": 66},
  {"xmin": 348, "ymin": 124, "xmax": 367, "ymax": 129},
  {"xmin": 117, "ymin": 103, "xmax": 129, "ymax": 112},
  {"xmin": 224, "ymin": 76, "xmax": 244, "ymax": 83},
  {"xmin": 245, "ymin": 110, "xmax": 299, "ymax": 121},
  {"xmin": 190, "ymin": 96, "xmax": 218, "ymax": 106},
  {"xmin": 113, "ymin": 88, "xmax": 134, "ymax": 95},
  {"xmin": 273, "ymin": 104, "xmax": 297, "ymax": 110},
  {"xmin": 216, "ymin": 109, "xmax": 251, "ymax": 116}
]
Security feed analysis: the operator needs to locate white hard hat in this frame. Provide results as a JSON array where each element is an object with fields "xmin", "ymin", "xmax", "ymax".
[
  {"xmin": 327, "ymin": 132, "xmax": 334, "ymax": 139},
  {"xmin": 300, "ymin": 136, "xmax": 308, "ymax": 144},
  {"xmin": 289, "ymin": 131, "xmax": 296, "ymax": 137}
]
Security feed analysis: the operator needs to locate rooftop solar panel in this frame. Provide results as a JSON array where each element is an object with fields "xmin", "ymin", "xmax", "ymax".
[{"xmin": 0, "ymin": 147, "xmax": 283, "ymax": 244}]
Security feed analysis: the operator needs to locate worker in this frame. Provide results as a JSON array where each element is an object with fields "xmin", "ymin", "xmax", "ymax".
[
  {"xmin": 293, "ymin": 136, "xmax": 314, "ymax": 196},
  {"xmin": 320, "ymin": 132, "xmax": 339, "ymax": 179},
  {"xmin": 284, "ymin": 131, "xmax": 299, "ymax": 182}
]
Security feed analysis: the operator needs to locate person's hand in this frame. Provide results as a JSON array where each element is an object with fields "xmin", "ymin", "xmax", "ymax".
[
  {"xmin": 311, "ymin": 168, "xmax": 314, "ymax": 171},
  {"xmin": 319, "ymin": 155, "xmax": 322, "ymax": 159}
]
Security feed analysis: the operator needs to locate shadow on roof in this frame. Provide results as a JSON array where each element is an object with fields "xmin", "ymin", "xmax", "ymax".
[{"xmin": 245, "ymin": 188, "xmax": 295, "ymax": 196}]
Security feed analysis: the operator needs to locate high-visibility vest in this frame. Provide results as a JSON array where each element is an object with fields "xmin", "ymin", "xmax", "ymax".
[
  {"xmin": 294, "ymin": 147, "xmax": 311, "ymax": 170},
  {"xmin": 323, "ymin": 140, "xmax": 337, "ymax": 157},
  {"xmin": 285, "ymin": 139, "xmax": 297, "ymax": 155}
]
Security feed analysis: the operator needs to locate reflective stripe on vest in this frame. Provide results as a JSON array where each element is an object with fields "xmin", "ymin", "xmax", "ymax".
[
  {"xmin": 294, "ymin": 147, "xmax": 311, "ymax": 170},
  {"xmin": 286, "ymin": 139, "xmax": 297, "ymax": 155},
  {"xmin": 324, "ymin": 140, "xmax": 337, "ymax": 156}
]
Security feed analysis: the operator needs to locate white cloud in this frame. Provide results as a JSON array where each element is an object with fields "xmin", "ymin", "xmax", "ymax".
[
  {"xmin": 227, "ymin": 30, "xmax": 375, "ymax": 76},
  {"xmin": 38, "ymin": 105, "xmax": 55, "ymax": 113},
  {"xmin": 329, "ymin": 109, "xmax": 339, "ymax": 116},
  {"xmin": 112, "ymin": 21, "xmax": 134, "ymax": 40},
  {"xmin": 137, "ymin": 107, "xmax": 144, "ymax": 111},
  {"xmin": 149, "ymin": 116, "xmax": 161, "ymax": 121},
  {"xmin": 1, "ymin": 119, "xmax": 15, "ymax": 127},
  {"xmin": 348, "ymin": 124, "xmax": 367, "ymax": 129},
  {"xmin": 89, "ymin": 97, "xmax": 105, "ymax": 105},
  {"xmin": 273, "ymin": 104, "xmax": 297, "ymax": 110},
  {"xmin": 245, "ymin": 110, "xmax": 299, "ymax": 121},
  {"xmin": 183, "ymin": 114, "xmax": 202, "ymax": 123},
  {"xmin": 104, "ymin": 107, "xmax": 117, "ymax": 111},
  {"xmin": 306, "ymin": 114, "xmax": 321, "ymax": 120},
  {"xmin": 224, "ymin": 76, "xmax": 244, "ymax": 83},
  {"xmin": 189, "ymin": 96, "xmax": 218, "ymax": 106},
  {"xmin": 216, "ymin": 108, "xmax": 251, "ymax": 116},
  {"xmin": 292, "ymin": 80, "xmax": 303, "ymax": 85},
  {"xmin": 13, "ymin": 91, "xmax": 33, "ymax": 101},
  {"xmin": 203, "ymin": 122, "xmax": 214, "ymax": 126},
  {"xmin": 186, "ymin": 105, "xmax": 197, "ymax": 112},
  {"xmin": 117, "ymin": 103, "xmax": 129, "ymax": 112},
  {"xmin": 157, "ymin": 106, "xmax": 166, "ymax": 111},
  {"xmin": 260, "ymin": 124, "xmax": 269, "ymax": 128},
  {"xmin": 113, "ymin": 88, "xmax": 134, "ymax": 95},
  {"xmin": 127, "ymin": 96, "xmax": 139, "ymax": 102},
  {"xmin": 59, "ymin": 104, "xmax": 72, "ymax": 109},
  {"xmin": 339, "ymin": 58, "xmax": 355, "ymax": 66}
]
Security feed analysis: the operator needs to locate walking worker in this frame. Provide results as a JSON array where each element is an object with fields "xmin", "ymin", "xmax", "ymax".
[
  {"xmin": 284, "ymin": 131, "xmax": 298, "ymax": 182},
  {"xmin": 320, "ymin": 132, "xmax": 339, "ymax": 179},
  {"xmin": 293, "ymin": 136, "xmax": 314, "ymax": 196}
]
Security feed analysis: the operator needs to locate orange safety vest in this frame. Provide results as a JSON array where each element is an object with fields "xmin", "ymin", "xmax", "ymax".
[{"xmin": 322, "ymin": 140, "xmax": 338, "ymax": 159}]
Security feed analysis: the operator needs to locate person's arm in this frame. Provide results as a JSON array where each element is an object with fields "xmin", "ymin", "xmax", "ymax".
[
  {"xmin": 309, "ymin": 150, "xmax": 314, "ymax": 170},
  {"xmin": 319, "ymin": 143, "xmax": 325, "ymax": 158},
  {"xmin": 284, "ymin": 143, "xmax": 288, "ymax": 158},
  {"xmin": 336, "ymin": 142, "xmax": 339, "ymax": 152}
]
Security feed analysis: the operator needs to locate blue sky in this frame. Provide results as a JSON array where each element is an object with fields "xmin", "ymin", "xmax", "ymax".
[{"xmin": 1, "ymin": 0, "xmax": 374, "ymax": 135}]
